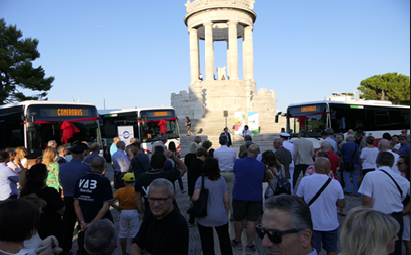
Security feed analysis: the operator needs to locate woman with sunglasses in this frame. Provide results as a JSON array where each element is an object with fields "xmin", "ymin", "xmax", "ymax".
[
  {"xmin": 340, "ymin": 206, "xmax": 399, "ymax": 255},
  {"xmin": 192, "ymin": 158, "xmax": 232, "ymax": 255},
  {"xmin": 261, "ymin": 150, "xmax": 285, "ymax": 199}
]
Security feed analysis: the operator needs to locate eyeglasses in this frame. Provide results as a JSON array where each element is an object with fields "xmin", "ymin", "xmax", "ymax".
[
  {"xmin": 256, "ymin": 226, "xmax": 303, "ymax": 244},
  {"xmin": 148, "ymin": 195, "xmax": 172, "ymax": 205}
]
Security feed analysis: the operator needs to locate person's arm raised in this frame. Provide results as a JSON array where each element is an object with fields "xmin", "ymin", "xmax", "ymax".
[{"xmin": 165, "ymin": 149, "xmax": 187, "ymax": 177}]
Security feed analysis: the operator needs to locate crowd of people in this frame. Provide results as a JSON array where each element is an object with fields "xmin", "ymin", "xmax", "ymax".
[{"xmin": 0, "ymin": 127, "xmax": 409, "ymax": 255}]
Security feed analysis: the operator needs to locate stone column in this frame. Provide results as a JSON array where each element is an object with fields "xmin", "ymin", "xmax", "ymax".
[
  {"xmin": 189, "ymin": 28, "xmax": 199, "ymax": 83},
  {"xmin": 227, "ymin": 20, "xmax": 239, "ymax": 80},
  {"xmin": 226, "ymin": 39, "xmax": 230, "ymax": 79},
  {"xmin": 243, "ymin": 25, "xmax": 254, "ymax": 81},
  {"xmin": 204, "ymin": 22, "xmax": 214, "ymax": 81}
]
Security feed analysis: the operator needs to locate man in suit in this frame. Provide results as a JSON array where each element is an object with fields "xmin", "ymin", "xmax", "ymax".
[
  {"xmin": 57, "ymin": 145, "xmax": 67, "ymax": 164},
  {"xmin": 220, "ymin": 127, "xmax": 232, "ymax": 147},
  {"xmin": 293, "ymin": 130, "xmax": 314, "ymax": 189},
  {"xmin": 273, "ymin": 138, "xmax": 292, "ymax": 182}
]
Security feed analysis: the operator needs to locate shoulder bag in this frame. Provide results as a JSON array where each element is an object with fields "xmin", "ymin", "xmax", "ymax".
[
  {"xmin": 274, "ymin": 166, "xmax": 291, "ymax": 196},
  {"xmin": 308, "ymin": 178, "xmax": 332, "ymax": 206},
  {"xmin": 187, "ymin": 176, "xmax": 209, "ymax": 217},
  {"xmin": 343, "ymin": 144, "xmax": 357, "ymax": 172},
  {"xmin": 380, "ymin": 170, "xmax": 403, "ymax": 198}
]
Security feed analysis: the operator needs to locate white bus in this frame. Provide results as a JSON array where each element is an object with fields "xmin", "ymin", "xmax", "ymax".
[
  {"xmin": 99, "ymin": 107, "xmax": 181, "ymax": 155},
  {"xmin": 286, "ymin": 100, "xmax": 410, "ymax": 147},
  {"xmin": 0, "ymin": 100, "xmax": 102, "ymax": 153}
]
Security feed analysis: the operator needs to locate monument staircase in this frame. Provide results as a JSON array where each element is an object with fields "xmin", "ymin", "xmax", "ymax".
[{"xmin": 178, "ymin": 115, "xmax": 287, "ymax": 156}]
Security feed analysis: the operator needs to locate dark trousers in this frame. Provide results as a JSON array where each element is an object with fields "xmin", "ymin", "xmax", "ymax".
[
  {"xmin": 177, "ymin": 177, "xmax": 184, "ymax": 191},
  {"xmin": 389, "ymin": 212, "xmax": 404, "ymax": 255},
  {"xmin": 197, "ymin": 223, "xmax": 233, "ymax": 255},
  {"xmin": 62, "ymin": 197, "xmax": 76, "ymax": 252},
  {"xmin": 293, "ymin": 164, "xmax": 309, "ymax": 188}
]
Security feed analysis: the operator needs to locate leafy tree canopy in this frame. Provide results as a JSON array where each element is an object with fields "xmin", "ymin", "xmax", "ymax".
[
  {"xmin": 357, "ymin": 72, "xmax": 410, "ymax": 105},
  {"xmin": 0, "ymin": 18, "xmax": 54, "ymax": 104}
]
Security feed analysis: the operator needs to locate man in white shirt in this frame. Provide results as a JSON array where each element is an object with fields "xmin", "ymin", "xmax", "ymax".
[
  {"xmin": 214, "ymin": 135, "xmax": 236, "ymax": 217},
  {"xmin": 359, "ymin": 152, "xmax": 410, "ymax": 255},
  {"xmin": 112, "ymin": 141, "xmax": 130, "ymax": 189},
  {"xmin": 378, "ymin": 139, "xmax": 400, "ymax": 174},
  {"xmin": 297, "ymin": 158, "xmax": 345, "ymax": 255},
  {"xmin": 260, "ymin": 196, "xmax": 317, "ymax": 255},
  {"xmin": 280, "ymin": 132, "xmax": 295, "ymax": 195},
  {"xmin": 240, "ymin": 125, "xmax": 252, "ymax": 137}
]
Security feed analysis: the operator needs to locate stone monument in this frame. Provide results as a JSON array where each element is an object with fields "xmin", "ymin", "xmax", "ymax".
[{"xmin": 171, "ymin": 0, "xmax": 280, "ymax": 138}]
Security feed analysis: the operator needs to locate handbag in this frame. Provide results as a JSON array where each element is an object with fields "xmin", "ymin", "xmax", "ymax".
[
  {"xmin": 274, "ymin": 166, "xmax": 291, "ymax": 195},
  {"xmin": 343, "ymin": 145, "xmax": 357, "ymax": 172},
  {"xmin": 186, "ymin": 176, "xmax": 209, "ymax": 217}
]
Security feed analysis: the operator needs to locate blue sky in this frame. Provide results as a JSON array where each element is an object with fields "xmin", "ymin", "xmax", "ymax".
[{"xmin": 1, "ymin": 0, "xmax": 409, "ymax": 112}]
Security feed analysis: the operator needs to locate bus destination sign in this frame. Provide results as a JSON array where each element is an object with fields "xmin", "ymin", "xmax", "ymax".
[
  {"xmin": 154, "ymin": 111, "xmax": 169, "ymax": 117},
  {"xmin": 301, "ymin": 105, "xmax": 317, "ymax": 112},
  {"xmin": 39, "ymin": 108, "xmax": 90, "ymax": 117}
]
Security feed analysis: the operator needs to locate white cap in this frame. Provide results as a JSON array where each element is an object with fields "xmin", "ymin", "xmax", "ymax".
[{"xmin": 280, "ymin": 132, "xmax": 290, "ymax": 137}]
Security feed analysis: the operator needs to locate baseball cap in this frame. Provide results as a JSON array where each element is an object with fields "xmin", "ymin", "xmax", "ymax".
[{"xmin": 122, "ymin": 172, "xmax": 135, "ymax": 182}]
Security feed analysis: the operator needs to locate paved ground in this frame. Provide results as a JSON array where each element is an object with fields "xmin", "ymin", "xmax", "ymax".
[{"xmin": 70, "ymin": 163, "xmax": 363, "ymax": 255}]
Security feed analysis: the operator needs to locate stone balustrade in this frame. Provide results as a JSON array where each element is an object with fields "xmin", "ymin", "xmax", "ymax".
[{"xmin": 185, "ymin": 0, "xmax": 255, "ymax": 13}]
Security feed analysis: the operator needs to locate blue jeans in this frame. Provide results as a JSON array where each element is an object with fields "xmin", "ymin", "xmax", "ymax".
[{"xmin": 343, "ymin": 164, "xmax": 360, "ymax": 196}]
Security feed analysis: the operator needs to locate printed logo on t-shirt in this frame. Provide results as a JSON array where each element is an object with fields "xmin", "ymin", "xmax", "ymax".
[{"xmin": 79, "ymin": 179, "xmax": 97, "ymax": 192}]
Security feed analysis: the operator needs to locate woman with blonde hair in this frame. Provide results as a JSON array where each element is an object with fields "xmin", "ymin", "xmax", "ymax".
[
  {"xmin": 14, "ymin": 146, "xmax": 28, "ymax": 169},
  {"xmin": 340, "ymin": 206, "xmax": 399, "ymax": 255},
  {"xmin": 42, "ymin": 147, "xmax": 60, "ymax": 191}
]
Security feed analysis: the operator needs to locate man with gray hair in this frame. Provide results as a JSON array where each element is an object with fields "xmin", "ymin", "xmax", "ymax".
[
  {"xmin": 258, "ymin": 196, "xmax": 316, "ymax": 255},
  {"xmin": 83, "ymin": 143, "xmax": 102, "ymax": 165},
  {"xmin": 84, "ymin": 219, "xmax": 117, "ymax": 255},
  {"xmin": 112, "ymin": 140, "xmax": 130, "ymax": 189},
  {"xmin": 74, "ymin": 156, "xmax": 114, "ymax": 254},
  {"xmin": 293, "ymin": 130, "xmax": 314, "ymax": 189},
  {"xmin": 378, "ymin": 138, "xmax": 400, "ymax": 174},
  {"xmin": 130, "ymin": 178, "xmax": 189, "ymax": 255},
  {"xmin": 48, "ymin": 139, "xmax": 57, "ymax": 149},
  {"xmin": 110, "ymin": 137, "xmax": 120, "ymax": 157},
  {"xmin": 340, "ymin": 134, "xmax": 360, "ymax": 196},
  {"xmin": 151, "ymin": 136, "xmax": 168, "ymax": 153},
  {"xmin": 231, "ymin": 144, "xmax": 265, "ymax": 253},
  {"xmin": 359, "ymin": 152, "xmax": 410, "ymax": 255}
]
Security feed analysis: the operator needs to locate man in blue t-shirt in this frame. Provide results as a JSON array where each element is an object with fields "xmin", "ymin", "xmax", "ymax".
[
  {"xmin": 231, "ymin": 144, "xmax": 265, "ymax": 253},
  {"xmin": 74, "ymin": 156, "xmax": 113, "ymax": 254}
]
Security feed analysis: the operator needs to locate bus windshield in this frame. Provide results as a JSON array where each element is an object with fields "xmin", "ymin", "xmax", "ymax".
[
  {"xmin": 27, "ymin": 104, "xmax": 101, "ymax": 150},
  {"xmin": 287, "ymin": 103, "xmax": 328, "ymax": 137},
  {"xmin": 140, "ymin": 110, "xmax": 179, "ymax": 143}
]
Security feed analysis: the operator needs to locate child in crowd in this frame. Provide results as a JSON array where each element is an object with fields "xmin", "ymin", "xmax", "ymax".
[{"xmin": 111, "ymin": 173, "xmax": 139, "ymax": 255}]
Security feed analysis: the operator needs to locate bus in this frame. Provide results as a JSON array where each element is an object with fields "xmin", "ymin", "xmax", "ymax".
[
  {"xmin": 99, "ymin": 107, "xmax": 180, "ymax": 154},
  {"xmin": 0, "ymin": 101, "xmax": 102, "ymax": 153},
  {"xmin": 286, "ymin": 100, "xmax": 410, "ymax": 147}
]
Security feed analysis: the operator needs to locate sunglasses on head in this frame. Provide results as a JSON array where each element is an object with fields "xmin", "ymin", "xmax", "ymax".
[{"xmin": 256, "ymin": 226, "xmax": 303, "ymax": 244}]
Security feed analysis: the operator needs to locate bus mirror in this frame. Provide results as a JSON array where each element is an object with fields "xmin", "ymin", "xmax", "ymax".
[{"xmin": 275, "ymin": 115, "xmax": 279, "ymax": 123}]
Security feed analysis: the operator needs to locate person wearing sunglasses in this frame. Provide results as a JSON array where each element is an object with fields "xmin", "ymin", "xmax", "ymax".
[
  {"xmin": 258, "ymin": 195, "xmax": 316, "ymax": 255},
  {"xmin": 130, "ymin": 178, "xmax": 189, "ymax": 255}
]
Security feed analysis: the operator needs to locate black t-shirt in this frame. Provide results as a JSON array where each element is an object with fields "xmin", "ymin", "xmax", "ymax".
[
  {"xmin": 74, "ymin": 172, "xmax": 113, "ymax": 223},
  {"xmin": 130, "ymin": 153, "xmax": 151, "ymax": 178},
  {"xmin": 133, "ymin": 209, "xmax": 189, "ymax": 255},
  {"xmin": 135, "ymin": 169, "xmax": 180, "ymax": 216},
  {"xmin": 186, "ymin": 119, "xmax": 191, "ymax": 127},
  {"xmin": 188, "ymin": 158, "xmax": 204, "ymax": 197},
  {"xmin": 36, "ymin": 187, "xmax": 65, "ymax": 240}
]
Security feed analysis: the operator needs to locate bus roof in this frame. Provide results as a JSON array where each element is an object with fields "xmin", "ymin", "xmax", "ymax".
[
  {"xmin": 98, "ymin": 106, "xmax": 175, "ymax": 115},
  {"xmin": 288, "ymin": 100, "xmax": 409, "ymax": 109},
  {"xmin": 0, "ymin": 100, "xmax": 96, "ymax": 109}
]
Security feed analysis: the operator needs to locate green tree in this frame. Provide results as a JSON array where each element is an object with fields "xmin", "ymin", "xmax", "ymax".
[
  {"xmin": 0, "ymin": 18, "xmax": 54, "ymax": 104},
  {"xmin": 357, "ymin": 72, "xmax": 410, "ymax": 105}
]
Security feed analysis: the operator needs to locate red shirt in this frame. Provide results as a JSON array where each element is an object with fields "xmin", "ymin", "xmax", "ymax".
[{"xmin": 327, "ymin": 152, "xmax": 340, "ymax": 180}]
